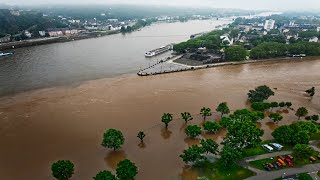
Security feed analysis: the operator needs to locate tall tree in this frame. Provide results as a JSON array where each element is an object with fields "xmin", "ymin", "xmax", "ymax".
[
  {"xmin": 200, "ymin": 107, "xmax": 212, "ymax": 120},
  {"xmin": 225, "ymin": 46, "xmax": 247, "ymax": 61},
  {"xmin": 216, "ymin": 102, "xmax": 230, "ymax": 118},
  {"xmin": 295, "ymin": 107, "xmax": 308, "ymax": 120},
  {"xmin": 220, "ymin": 144, "xmax": 243, "ymax": 168},
  {"xmin": 101, "ymin": 129, "xmax": 125, "ymax": 151},
  {"xmin": 185, "ymin": 125, "xmax": 202, "ymax": 138},
  {"xmin": 51, "ymin": 160, "xmax": 74, "ymax": 180},
  {"xmin": 181, "ymin": 112, "xmax": 193, "ymax": 124},
  {"xmin": 270, "ymin": 102, "xmax": 279, "ymax": 111},
  {"xmin": 180, "ymin": 145, "xmax": 206, "ymax": 165},
  {"xmin": 93, "ymin": 170, "xmax": 116, "ymax": 180},
  {"xmin": 137, "ymin": 131, "xmax": 146, "ymax": 143},
  {"xmin": 293, "ymin": 144, "xmax": 314, "ymax": 159},
  {"xmin": 116, "ymin": 159, "xmax": 138, "ymax": 180},
  {"xmin": 161, "ymin": 113, "xmax": 173, "ymax": 129},
  {"xmin": 202, "ymin": 121, "xmax": 222, "ymax": 134}
]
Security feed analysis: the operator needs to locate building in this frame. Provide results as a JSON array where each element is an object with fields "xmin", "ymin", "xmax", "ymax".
[
  {"xmin": 317, "ymin": 27, "xmax": 320, "ymax": 32},
  {"xmin": 24, "ymin": 31, "xmax": 32, "ymax": 38},
  {"xmin": 47, "ymin": 29, "xmax": 64, "ymax": 37},
  {"xmin": 220, "ymin": 35, "xmax": 234, "ymax": 45},
  {"xmin": 0, "ymin": 35, "xmax": 11, "ymax": 43},
  {"xmin": 47, "ymin": 28, "xmax": 80, "ymax": 37},
  {"xmin": 309, "ymin": 37, "xmax": 319, "ymax": 43},
  {"xmin": 264, "ymin": 19, "xmax": 275, "ymax": 31},
  {"xmin": 38, "ymin": 31, "xmax": 46, "ymax": 37}
]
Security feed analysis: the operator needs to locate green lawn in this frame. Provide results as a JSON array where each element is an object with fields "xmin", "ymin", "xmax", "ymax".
[
  {"xmin": 197, "ymin": 161, "xmax": 256, "ymax": 180},
  {"xmin": 248, "ymin": 151, "xmax": 320, "ymax": 171},
  {"xmin": 243, "ymin": 140, "xmax": 293, "ymax": 157},
  {"xmin": 317, "ymin": 171, "xmax": 320, "ymax": 177},
  {"xmin": 310, "ymin": 132, "xmax": 320, "ymax": 141}
]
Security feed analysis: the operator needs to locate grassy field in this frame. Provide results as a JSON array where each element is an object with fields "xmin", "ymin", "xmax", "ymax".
[
  {"xmin": 243, "ymin": 140, "xmax": 293, "ymax": 157},
  {"xmin": 198, "ymin": 161, "xmax": 256, "ymax": 180},
  {"xmin": 248, "ymin": 151, "xmax": 320, "ymax": 171}
]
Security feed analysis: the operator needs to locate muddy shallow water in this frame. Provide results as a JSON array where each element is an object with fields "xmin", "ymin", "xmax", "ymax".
[{"xmin": 0, "ymin": 59, "xmax": 319, "ymax": 180}]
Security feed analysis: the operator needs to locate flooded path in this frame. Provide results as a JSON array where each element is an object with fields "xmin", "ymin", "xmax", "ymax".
[{"xmin": 0, "ymin": 59, "xmax": 319, "ymax": 180}]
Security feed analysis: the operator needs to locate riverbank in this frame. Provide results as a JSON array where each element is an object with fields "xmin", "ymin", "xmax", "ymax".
[
  {"xmin": 0, "ymin": 59, "xmax": 319, "ymax": 180},
  {"xmin": 137, "ymin": 56, "xmax": 320, "ymax": 76}
]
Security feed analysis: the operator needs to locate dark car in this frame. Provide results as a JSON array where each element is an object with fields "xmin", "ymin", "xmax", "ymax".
[
  {"xmin": 273, "ymin": 163, "xmax": 278, "ymax": 169},
  {"xmin": 263, "ymin": 164, "xmax": 271, "ymax": 171}
]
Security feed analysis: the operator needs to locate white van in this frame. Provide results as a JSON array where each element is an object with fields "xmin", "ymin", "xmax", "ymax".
[
  {"xmin": 261, "ymin": 144, "xmax": 274, "ymax": 152},
  {"xmin": 270, "ymin": 143, "xmax": 284, "ymax": 151}
]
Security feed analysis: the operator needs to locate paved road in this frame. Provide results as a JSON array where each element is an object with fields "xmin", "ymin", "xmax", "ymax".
[{"xmin": 245, "ymin": 163, "xmax": 320, "ymax": 180}]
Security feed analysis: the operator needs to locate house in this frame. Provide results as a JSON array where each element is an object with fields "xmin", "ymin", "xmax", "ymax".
[
  {"xmin": 0, "ymin": 35, "xmax": 11, "ymax": 43},
  {"xmin": 264, "ymin": 19, "xmax": 275, "ymax": 31},
  {"xmin": 317, "ymin": 27, "xmax": 320, "ymax": 32},
  {"xmin": 47, "ymin": 29, "xmax": 64, "ymax": 37},
  {"xmin": 309, "ymin": 37, "xmax": 319, "ymax": 43},
  {"xmin": 38, "ymin": 31, "xmax": 46, "ymax": 37},
  {"xmin": 24, "ymin": 31, "xmax": 32, "ymax": 38},
  {"xmin": 220, "ymin": 35, "xmax": 234, "ymax": 45},
  {"xmin": 252, "ymin": 26, "xmax": 264, "ymax": 31}
]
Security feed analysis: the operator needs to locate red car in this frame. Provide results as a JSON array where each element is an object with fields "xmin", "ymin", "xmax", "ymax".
[
  {"xmin": 288, "ymin": 161, "xmax": 294, "ymax": 167},
  {"xmin": 279, "ymin": 156, "xmax": 285, "ymax": 160},
  {"xmin": 276, "ymin": 161, "xmax": 282, "ymax": 167},
  {"xmin": 285, "ymin": 157, "xmax": 291, "ymax": 163}
]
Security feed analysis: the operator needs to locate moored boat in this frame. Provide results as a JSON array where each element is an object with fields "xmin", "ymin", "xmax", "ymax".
[
  {"xmin": 0, "ymin": 52, "xmax": 14, "ymax": 57},
  {"xmin": 145, "ymin": 44, "xmax": 173, "ymax": 57}
]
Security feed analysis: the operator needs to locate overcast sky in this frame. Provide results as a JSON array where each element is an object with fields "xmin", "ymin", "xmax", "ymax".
[{"xmin": 1, "ymin": 0, "xmax": 320, "ymax": 10}]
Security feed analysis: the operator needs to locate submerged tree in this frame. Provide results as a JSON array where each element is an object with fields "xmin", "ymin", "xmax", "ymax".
[
  {"xmin": 247, "ymin": 85, "xmax": 275, "ymax": 102},
  {"xmin": 161, "ymin": 113, "xmax": 173, "ymax": 129},
  {"xmin": 305, "ymin": 87, "xmax": 315, "ymax": 97},
  {"xmin": 200, "ymin": 107, "xmax": 212, "ymax": 120},
  {"xmin": 181, "ymin": 112, "xmax": 193, "ymax": 124},
  {"xmin": 202, "ymin": 121, "xmax": 222, "ymax": 134},
  {"xmin": 295, "ymin": 107, "xmax": 308, "ymax": 120},
  {"xmin": 185, "ymin": 125, "xmax": 202, "ymax": 138},
  {"xmin": 137, "ymin": 131, "xmax": 146, "ymax": 143},
  {"xmin": 285, "ymin": 102, "xmax": 292, "ymax": 109},
  {"xmin": 101, "ymin": 128, "xmax": 125, "ymax": 151},
  {"xmin": 116, "ymin": 159, "xmax": 138, "ymax": 180},
  {"xmin": 216, "ymin": 102, "xmax": 231, "ymax": 118},
  {"xmin": 269, "ymin": 113, "xmax": 283, "ymax": 123},
  {"xmin": 51, "ymin": 160, "xmax": 74, "ymax": 180},
  {"xmin": 180, "ymin": 145, "xmax": 206, "ymax": 165},
  {"xmin": 200, "ymin": 139, "xmax": 219, "ymax": 155},
  {"xmin": 279, "ymin": 102, "xmax": 286, "ymax": 109},
  {"xmin": 93, "ymin": 170, "xmax": 116, "ymax": 180},
  {"xmin": 270, "ymin": 102, "xmax": 279, "ymax": 111}
]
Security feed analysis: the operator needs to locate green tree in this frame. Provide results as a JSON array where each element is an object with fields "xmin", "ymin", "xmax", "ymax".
[
  {"xmin": 180, "ymin": 145, "xmax": 206, "ymax": 165},
  {"xmin": 101, "ymin": 129, "xmax": 125, "ymax": 151},
  {"xmin": 293, "ymin": 131, "xmax": 310, "ymax": 145},
  {"xmin": 247, "ymin": 85, "xmax": 275, "ymax": 102},
  {"xmin": 51, "ymin": 160, "xmax": 74, "ymax": 180},
  {"xmin": 298, "ymin": 173, "xmax": 313, "ymax": 180},
  {"xmin": 293, "ymin": 144, "xmax": 314, "ymax": 159},
  {"xmin": 220, "ymin": 117, "xmax": 232, "ymax": 128},
  {"xmin": 272, "ymin": 125, "xmax": 295, "ymax": 144},
  {"xmin": 295, "ymin": 107, "xmax": 308, "ymax": 120},
  {"xmin": 305, "ymin": 116, "xmax": 312, "ymax": 121},
  {"xmin": 202, "ymin": 121, "xmax": 222, "ymax": 134},
  {"xmin": 251, "ymin": 102, "xmax": 270, "ymax": 111},
  {"xmin": 161, "ymin": 113, "xmax": 173, "ymax": 129},
  {"xmin": 116, "ymin": 159, "xmax": 138, "ymax": 180},
  {"xmin": 279, "ymin": 102, "xmax": 286, "ymax": 109},
  {"xmin": 225, "ymin": 46, "xmax": 247, "ymax": 61},
  {"xmin": 200, "ymin": 139, "xmax": 219, "ymax": 155},
  {"xmin": 305, "ymin": 87, "xmax": 315, "ymax": 97},
  {"xmin": 200, "ymin": 107, "xmax": 212, "ymax": 120},
  {"xmin": 285, "ymin": 102, "xmax": 292, "ymax": 109},
  {"xmin": 269, "ymin": 113, "xmax": 283, "ymax": 123},
  {"xmin": 311, "ymin": 115, "xmax": 319, "ymax": 121},
  {"xmin": 137, "ymin": 131, "xmax": 146, "ymax": 143},
  {"xmin": 185, "ymin": 125, "xmax": 202, "ymax": 138},
  {"xmin": 270, "ymin": 102, "xmax": 279, "ymax": 111},
  {"xmin": 216, "ymin": 102, "xmax": 230, "ymax": 118},
  {"xmin": 230, "ymin": 109, "xmax": 265, "ymax": 123},
  {"xmin": 220, "ymin": 144, "xmax": 243, "ymax": 167},
  {"xmin": 181, "ymin": 112, "xmax": 193, "ymax": 124},
  {"xmin": 230, "ymin": 29, "xmax": 240, "ymax": 38},
  {"xmin": 93, "ymin": 170, "xmax": 116, "ymax": 180}
]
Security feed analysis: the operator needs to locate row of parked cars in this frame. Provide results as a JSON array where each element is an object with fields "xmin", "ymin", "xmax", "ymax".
[
  {"xmin": 261, "ymin": 143, "xmax": 284, "ymax": 152},
  {"xmin": 263, "ymin": 155, "xmax": 294, "ymax": 171}
]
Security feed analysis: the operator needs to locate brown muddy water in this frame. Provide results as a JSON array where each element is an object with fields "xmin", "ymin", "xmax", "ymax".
[{"xmin": 0, "ymin": 59, "xmax": 319, "ymax": 180}]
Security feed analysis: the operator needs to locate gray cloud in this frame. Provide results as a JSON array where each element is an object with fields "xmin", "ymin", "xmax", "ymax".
[{"xmin": 1, "ymin": 0, "xmax": 320, "ymax": 10}]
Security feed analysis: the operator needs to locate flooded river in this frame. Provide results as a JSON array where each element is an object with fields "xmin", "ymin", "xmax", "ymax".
[
  {"xmin": 0, "ymin": 19, "xmax": 231, "ymax": 96},
  {"xmin": 0, "ymin": 59, "xmax": 319, "ymax": 180}
]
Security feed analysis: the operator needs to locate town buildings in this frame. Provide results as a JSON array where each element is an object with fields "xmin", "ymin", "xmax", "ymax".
[{"xmin": 264, "ymin": 19, "xmax": 275, "ymax": 31}]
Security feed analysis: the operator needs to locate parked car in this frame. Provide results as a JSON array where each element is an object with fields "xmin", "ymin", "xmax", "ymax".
[
  {"xmin": 278, "ymin": 158, "xmax": 286, "ymax": 166},
  {"xmin": 267, "ymin": 163, "xmax": 274, "ymax": 168},
  {"xmin": 270, "ymin": 143, "xmax": 284, "ymax": 151},
  {"xmin": 264, "ymin": 164, "xmax": 271, "ymax": 171},
  {"xmin": 285, "ymin": 157, "xmax": 291, "ymax": 163},
  {"xmin": 287, "ymin": 155, "xmax": 294, "ymax": 160},
  {"xmin": 273, "ymin": 163, "xmax": 278, "ymax": 169},
  {"xmin": 276, "ymin": 161, "xmax": 282, "ymax": 167},
  {"xmin": 261, "ymin": 144, "xmax": 274, "ymax": 152},
  {"xmin": 310, "ymin": 156, "xmax": 316, "ymax": 162},
  {"xmin": 279, "ymin": 156, "xmax": 285, "ymax": 160},
  {"xmin": 288, "ymin": 161, "xmax": 294, "ymax": 167}
]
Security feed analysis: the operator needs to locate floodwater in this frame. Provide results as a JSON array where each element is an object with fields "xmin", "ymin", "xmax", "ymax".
[
  {"xmin": 0, "ymin": 59, "xmax": 319, "ymax": 180},
  {"xmin": 0, "ymin": 19, "xmax": 231, "ymax": 96}
]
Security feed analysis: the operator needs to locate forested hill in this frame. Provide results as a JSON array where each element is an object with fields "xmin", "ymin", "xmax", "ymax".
[{"xmin": 0, "ymin": 9, "xmax": 67, "ymax": 37}]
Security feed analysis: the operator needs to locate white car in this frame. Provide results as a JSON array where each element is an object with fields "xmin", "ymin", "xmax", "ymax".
[
  {"xmin": 270, "ymin": 143, "xmax": 283, "ymax": 151},
  {"xmin": 261, "ymin": 144, "xmax": 274, "ymax": 152}
]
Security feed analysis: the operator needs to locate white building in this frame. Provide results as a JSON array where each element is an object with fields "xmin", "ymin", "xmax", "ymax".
[
  {"xmin": 220, "ymin": 35, "xmax": 234, "ymax": 45},
  {"xmin": 317, "ymin": 27, "xmax": 320, "ymax": 32},
  {"xmin": 264, "ymin": 19, "xmax": 275, "ymax": 31},
  {"xmin": 309, "ymin": 37, "xmax": 319, "ymax": 43},
  {"xmin": 38, "ymin": 31, "xmax": 46, "ymax": 37}
]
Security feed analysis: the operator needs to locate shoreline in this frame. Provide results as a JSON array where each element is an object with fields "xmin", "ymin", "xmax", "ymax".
[{"xmin": 137, "ymin": 56, "xmax": 320, "ymax": 76}]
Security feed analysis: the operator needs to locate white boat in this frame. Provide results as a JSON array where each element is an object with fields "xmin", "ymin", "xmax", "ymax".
[
  {"xmin": 0, "ymin": 52, "xmax": 14, "ymax": 57},
  {"xmin": 145, "ymin": 44, "xmax": 172, "ymax": 57}
]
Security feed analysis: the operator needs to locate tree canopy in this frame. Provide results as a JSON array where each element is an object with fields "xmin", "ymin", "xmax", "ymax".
[
  {"xmin": 116, "ymin": 159, "xmax": 138, "ymax": 180},
  {"xmin": 225, "ymin": 46, "xmax": 247, "ymax": 61},
  {"xmin": 93, "ymin": 170, "xmax": 116, "ymax": 180},
  {"xmin": 185, "ymin": 125, "xmax": 202, "ymax": 138},
  {"xmin": 51, "ymin": 160, "xmax": 74, "ymax": 180},
  {"xmin": 247, "ymin": 85, "xmax": 275, "ymax": 102},
  {"xmin": 216, "ymin": 102, "xmax": 230, "ymax": 117},
  {"xmin": 101, "ymin": 129, "xmax": 125, "ymax": 151}
]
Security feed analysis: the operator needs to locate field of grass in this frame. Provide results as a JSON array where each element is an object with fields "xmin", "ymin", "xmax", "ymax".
[
  {"xmin": 198, "ymin": 161, "xmax": 256, "ymax": 180},
  {"xmin": 243, "ymin": 140, "xmax": 293, "ymax": 157},
  {"xmin": 248, "ymin": 151, "xmax": 320, "ymax": 171}
]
